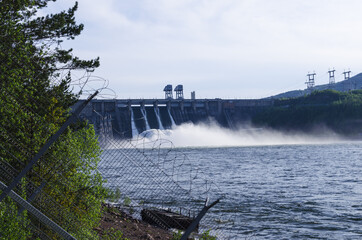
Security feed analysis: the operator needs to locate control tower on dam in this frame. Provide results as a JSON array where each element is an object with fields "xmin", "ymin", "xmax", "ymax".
[{"xmin": 76, "ymin": 98, "xmax": 274, "ymax": 138}]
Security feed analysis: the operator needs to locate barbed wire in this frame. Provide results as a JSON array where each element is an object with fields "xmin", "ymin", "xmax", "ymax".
[
  {"xmin": 1, "ymin": 34, "xmax": 230, "ymax": 238},
  {"xmin": 91, "ymin": 104, "xmax": 228, "ymax": 238}
]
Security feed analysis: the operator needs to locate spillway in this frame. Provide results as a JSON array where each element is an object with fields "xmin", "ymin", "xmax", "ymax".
[{"xmin": 76, "ymin": 98, "xmax": 274, "ymax": 138}]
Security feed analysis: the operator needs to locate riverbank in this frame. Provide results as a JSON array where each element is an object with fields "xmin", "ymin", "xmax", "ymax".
[{"xmin": 95, "ymin": 203, "xmax": 173, "ymax": 240}]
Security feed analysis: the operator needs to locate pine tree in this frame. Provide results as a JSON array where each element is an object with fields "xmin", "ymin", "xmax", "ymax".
[{"xmin": 0, "ymin": 1, "xmax": 106, "ymax": 238}]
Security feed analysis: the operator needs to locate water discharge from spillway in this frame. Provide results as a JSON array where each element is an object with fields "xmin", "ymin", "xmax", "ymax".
[
  {"xmin": 154, "ymin": 107, "xmax": 164, "ymax": 130},
  {"xmin": 130, "ymin": 107, "xmax": 139, "ymax": 137},
  {"xmin": 140, "ymin": 107, "xmax": 151, "ymax": 130},
  {"xmin": 168, "ymin": 108, "xmax": 176, "ymax": 128}
]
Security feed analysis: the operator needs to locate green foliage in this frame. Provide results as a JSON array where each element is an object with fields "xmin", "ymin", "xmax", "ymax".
[
  {"xmin": 123, "ymin": 196, "xmax": 132, "ymax": 206},
  {"xmin": 172, "ymin": 230, "xmax": 183, "ymax": 240},
  {"xmin": 38, "ymin": 125, "xmax": 107, "ymax": 238},
  {"xmin": 273, "ymin": 89, "xmax": 345, "ymax": 106},
  {"xmin": 200, "ymin": 229, "xmax": 217, "ymax": 240},
  {"xmin": 171, "ymin": 229, "xmax": 217, "ymax": 240},
  {"xmin": 0, "ymin": 197, "xmax": 32, "ymax": 240},
  {"xmin": 253, "ymin": 90, "xmax": 362, "ymax": 135},
  {"xmin": 101, "ymin": 228, "xmax": 129, "ymax": 240},
  {"xmin": 0, "ymin": 0, "xmax": 106, "ymax": 238},
  {"xmin": 106, "ymin": 188, "xmax": 122, "ymax": 202}
]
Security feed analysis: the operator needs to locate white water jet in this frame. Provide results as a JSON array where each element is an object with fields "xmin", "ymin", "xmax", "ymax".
[
  {"xmin": 140, "ymin": 107, "xmax": 151, "ymax": 130},
  {"xmin": 130, "ymin": 108, "xmax": 139, "ymax": 137},
  {"xmin": 154, "ymin": 107, "xmax": 164, "ymax": 130},
  {"xmin": 168, "ymin": 108, "xmax": 176, "ymax": 128}
]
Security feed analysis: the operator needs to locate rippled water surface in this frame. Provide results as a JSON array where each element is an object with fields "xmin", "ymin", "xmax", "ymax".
[{"xmin": 180, "ymin": 142, "xmax": 362, "ymax": 239}]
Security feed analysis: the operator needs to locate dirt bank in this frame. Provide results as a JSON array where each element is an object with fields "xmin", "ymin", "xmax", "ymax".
[{"xmin": 95, "ymin": 203, "xmax": 173, "ymax": 240}]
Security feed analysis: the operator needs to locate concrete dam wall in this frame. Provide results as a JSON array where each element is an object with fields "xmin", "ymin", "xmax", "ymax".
[{"xmin": 76, "ymin": 98, "xmax": 274, "ymax": 138}]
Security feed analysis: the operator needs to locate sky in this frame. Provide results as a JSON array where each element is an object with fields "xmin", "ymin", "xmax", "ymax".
[{"xmin": 45, "ymin": 0, "xmax": 362, "ymax": 99}]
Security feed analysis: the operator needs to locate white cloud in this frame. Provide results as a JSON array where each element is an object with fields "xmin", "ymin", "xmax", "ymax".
[{"xmin": 44, "ymin": 0, "xmax": 362, "ymax": 99}]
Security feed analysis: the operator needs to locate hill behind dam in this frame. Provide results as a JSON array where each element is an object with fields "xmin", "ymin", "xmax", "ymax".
[
  {"xmin": 253, "ymin": 89, "xmax": 362, "ymax": 136},
  {"xmin": 269, "ymin": 73, "xmax": 362, "ymax": 99}
]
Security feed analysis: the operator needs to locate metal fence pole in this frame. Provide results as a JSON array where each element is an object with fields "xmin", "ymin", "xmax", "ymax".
[
  {"xmin": 17, "ymin": 181, "xmax": 46, "ymax": 216},
  {"xmin": 0, "ymin": 91, "xmax": 98, "ymax": 203},
  {"xmin": 181, "ymin": 198, "xmax": 220, "ymax": 240},
  {"xmin": 0, "ymin": 181, "xmax": 76, "ymax": 240}
]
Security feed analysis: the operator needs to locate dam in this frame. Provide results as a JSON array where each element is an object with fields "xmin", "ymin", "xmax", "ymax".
[{"xmin": 76, "ymin": 97, "xmax": 274, "ymax": 138}]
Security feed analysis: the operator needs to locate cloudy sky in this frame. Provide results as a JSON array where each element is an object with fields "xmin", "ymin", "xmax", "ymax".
[{"xmin": 46, "ymin": 0, "xmax": 362, "ymax": 99}]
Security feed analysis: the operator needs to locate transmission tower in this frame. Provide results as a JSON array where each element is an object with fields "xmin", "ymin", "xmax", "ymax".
[
  {"xmin": 342, "ymin": 70, "xmax": 351, "ymax": 80},
  {"xmin": 328, "ymin": 69, "xmax": 336, "ymax": 85},
  {"xmin": 306, "ymin": 72, "xmax": 316, "ymax": 89}
]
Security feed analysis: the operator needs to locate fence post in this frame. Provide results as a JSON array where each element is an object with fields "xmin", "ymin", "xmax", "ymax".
[
  {"xmin": 0, "ymin": 181, "xmax": 76, "ymax": 240},
  {"xmin": 0, "ymin": 91, "xmax": 98, "ymax": 203},
  {"xmin": 181, "ymin": 198, "xmax": 220, "ymax": 240}
]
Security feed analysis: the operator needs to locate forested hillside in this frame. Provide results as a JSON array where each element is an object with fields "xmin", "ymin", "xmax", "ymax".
[{"xmin": 253, "ymin": 90, "xmax": 362, "ymax": 136}]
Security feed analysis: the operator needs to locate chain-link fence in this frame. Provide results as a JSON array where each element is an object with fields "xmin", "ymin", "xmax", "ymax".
[
  {"xmin": 96, "ymin": 127, "xmax": 227, "ymax": 239},
  {"xmin": 0, "ymin": 86, "xmax": 101, "ymax": 239},
  {"xmin": 1, "ymin": 1, "xmax": 232, "ymax": 239},
  {"xmin": 0, "ymin": 83, "xmax": 231, "ymax": 239}
]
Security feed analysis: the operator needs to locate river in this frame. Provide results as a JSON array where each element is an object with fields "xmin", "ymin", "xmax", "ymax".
[
  {"xmin": 179, "ymin": 143, "xmax": 362, "ymax": 239},
  {"xmin": 100, "ymin": 124, "xmax": 362, "ymax": 239}
]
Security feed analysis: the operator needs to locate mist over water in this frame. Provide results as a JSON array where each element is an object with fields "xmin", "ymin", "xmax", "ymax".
[
  {"xmin": 106, "ymin": 124, "xmax": 362, "ymax": 239},
  {"xmin": 137, "ymin": 121, "xmax": 343, "ymax": 148},
  {"xmin": 109, "ymin": 122, "xmax": 361, "ymax": 239}
]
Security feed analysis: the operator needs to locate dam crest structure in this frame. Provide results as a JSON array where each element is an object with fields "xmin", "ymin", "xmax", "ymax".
[{"xmin": 76, "ymin": 97, "xmax": 273, "ymax": 138}]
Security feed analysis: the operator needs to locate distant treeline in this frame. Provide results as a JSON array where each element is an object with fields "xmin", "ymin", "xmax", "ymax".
[{"xmin": 252, "ymin": 90, "xmax": 362, "ymax": 136}]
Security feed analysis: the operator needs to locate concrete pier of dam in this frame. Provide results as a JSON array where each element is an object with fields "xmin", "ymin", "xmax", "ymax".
[{"xmin": 75, "ymin": 98, "xmax": 274, "ymax": 138}]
